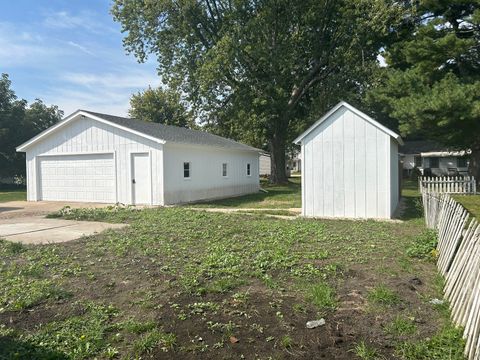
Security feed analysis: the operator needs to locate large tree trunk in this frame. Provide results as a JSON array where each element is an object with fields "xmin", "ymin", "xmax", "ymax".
[
  {"xmin": 269, "ymin": 128, "xmax": 288, "ymax": 184},
  {"xmin": 469, "ymin": 146, "xmax": 480, "ymax": 186}
]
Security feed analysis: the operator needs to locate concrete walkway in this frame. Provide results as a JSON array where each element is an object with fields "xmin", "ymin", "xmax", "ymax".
[
  {"xmin": 0, "ymin": 200, "xmax": 111, "ymax": 219},
  {"xmin": 0, "ymin": 201, "xmax": 127, "ymax": 244},
  {"xmin": 184, "ymin": 207, "xmax": 301, "ymax": 220},
  {"xmin": 0, "ymin": 216, "xmax": 127, "ymax": 244}
]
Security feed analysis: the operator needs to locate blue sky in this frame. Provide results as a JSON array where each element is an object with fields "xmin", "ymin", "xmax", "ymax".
[{"xmin": 1, "ymin": 0, "xmax": 160, "ymax": 116}]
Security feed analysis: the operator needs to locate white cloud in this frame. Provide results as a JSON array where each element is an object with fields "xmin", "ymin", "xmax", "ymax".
[
  {"xmin": 61, "ymin": 70, "xmax": 160, "ymax": 89},
  {"xmin": 45, "ymin": 69, "xmax": 162, "ymax": 116},
  {"xmin": 42, "ymin": 10, "xmax": 117, "ymax": 34},
  {"xmin": 0, "ymin": 13, "xmax": 160, "ymax": 118},
  {"xmin": 0, "ymin": 23, "xmax": 59, "ymax": 66},
  {"xmin": 67, "ymin": 41, "xmax": 95, "ymax": 56}
]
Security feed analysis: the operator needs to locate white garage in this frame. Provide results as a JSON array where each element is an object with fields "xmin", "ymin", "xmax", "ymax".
[
  {"xmin": 294, "ymin": 101, "xmax": 403, "ymax": 219},
  {"xmin": 17, "ymin": 110, "xmax": 260, "ymax": 205}
]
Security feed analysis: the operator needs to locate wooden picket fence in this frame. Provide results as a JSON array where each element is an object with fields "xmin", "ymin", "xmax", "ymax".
[
  {"xmin": 423, "ymin": 192, "xmax": 480, "ymax": 359},
  {"xmin": 419, "ymin": 176, "xmax": 476, "ymax": 194}
]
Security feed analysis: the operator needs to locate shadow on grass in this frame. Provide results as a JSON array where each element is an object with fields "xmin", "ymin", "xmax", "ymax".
[
  {"xmin": 191, "ymin": 178, "xmax": 301, "ymax": 208},
  {"xmin": 399, "ymin": 179, "xmax": 423, "ymax": 221},
  {"xmin": 0, "ymin": 336, "xmax": 67, "ymax": 360}
]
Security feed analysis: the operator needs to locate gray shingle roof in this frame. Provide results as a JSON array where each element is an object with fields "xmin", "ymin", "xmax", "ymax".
[
  {"xmin": 82, "ymin": 110, "xmax": 260, "ymax": 152},
  {"xmin": 400, "ymin": 140, "xmax": 449, "ymax": 154}
]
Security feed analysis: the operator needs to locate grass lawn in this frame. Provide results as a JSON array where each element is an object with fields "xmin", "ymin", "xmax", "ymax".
[
  {"xmin": 453, "ymin": 195, "xmax": 480, "ymax": 221},
  {"xmin": 0, "ymin": 189, "xmax": 26, "ymax": 202},
  {"xmin": 190, "ymin": 177, "xmax": 301, "ymax": 209},
  {"xmin": 0, "ymin": 181, "xmax": 465, "ymax": 359}
]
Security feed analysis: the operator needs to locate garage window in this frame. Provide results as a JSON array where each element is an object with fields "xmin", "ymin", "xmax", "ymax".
[
  {"xmin": 246, "ymin": 163, "xmax": 251, "ymax": 176},
  {"xmin": 222, "ymin": 163, "xmax": 228, "ymax": 177},
  {"xmin": 184, "ymin": 162, "xmax": 191, "ymax": 178}
]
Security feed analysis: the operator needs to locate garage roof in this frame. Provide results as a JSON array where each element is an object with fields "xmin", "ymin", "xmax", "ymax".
[{"xmin": 17, "ymin": 110, "xmax": 260, "ymax": 152}]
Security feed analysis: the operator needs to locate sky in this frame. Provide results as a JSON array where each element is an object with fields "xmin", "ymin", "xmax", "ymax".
[{"xmin": 0, "ymin": 0, "xmax": 160, "ymax": 116}]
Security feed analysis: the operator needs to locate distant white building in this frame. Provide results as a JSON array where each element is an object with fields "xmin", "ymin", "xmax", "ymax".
[
  {"xmin": 17, "ymin": 110, "xmax": 260, "ymax": 205},
  {"xmin": 259, "ymin": 151, "xmax": 300, "ymax": 177},
  {"xmin": 259, "ymin": 153, "xmax": 271, "ymax": 176},
  {"xmin": 287, "ymin": 150, "xmax": 301, "ymax": 173},
  {"xmin": 400, "ymin": 140, "xmax": 469, "ymax": 177},
  {"xmin": 294, "ymin": 101, "xmax": 403, "ymax": 219}
]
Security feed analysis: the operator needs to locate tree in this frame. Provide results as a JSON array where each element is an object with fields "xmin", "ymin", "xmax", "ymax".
[
  {"xmin": 112, "ymin": 0, "xmax": 403, "ymax": 183},
  {"xmin": 129, "ymin": 87, "xmax": 194, "ymax": 128},
  {"xmin": 366, "ymin": 0, "xmax": 480, "ymax": 180},
  {"xmin": 0, "ymin": 74, "xmax": 63, "ymax": 179}
]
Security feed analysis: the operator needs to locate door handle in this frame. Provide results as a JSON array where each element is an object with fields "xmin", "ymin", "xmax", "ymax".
[{"xmin": 132, "ymin": 179, "xmax": 136, "ymax": 184}]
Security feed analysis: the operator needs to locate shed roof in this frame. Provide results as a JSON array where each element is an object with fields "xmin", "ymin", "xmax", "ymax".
[
  {"xmin": 17, "ymin": 110, "xmax": 260, "ymax": 153},
  {"xmin": 293, "ymin": 101, "xmax": 403, "ymax": 145}
]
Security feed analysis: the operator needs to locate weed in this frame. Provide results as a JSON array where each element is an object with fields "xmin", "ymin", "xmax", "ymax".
[
  {"xmin": 5, "ymin": 302, "xmax": 120, "ymax": 359},
  {"xmin": 115, "ymin": 318, "xmax": 157, "ymax": 334},
  {"xmin": 231, "ymin": 291, "xmax": 250, "ymax": 306},
  {"xmin": 133, "ymin": 329, "xmax": 176, "ymax": 354},
  {"xmin": 1, "ymin": 277, "xmax": 71, "ymax": 311},
  {"xmin": 351, "ymin": 340, "xmax": 382, "ymax": 360},
  {"xmin": 396, "ymin": 324, "xmax": 465, "ymax": 360},
  {"xmin": 280, "ymin": 335, "xmax": 293, "ymax": 349},
  {"xmin": 406, "ymin": 230, "xmax": 438, "ymax": 261},
  {"xmin": 308, "ymin": 282, "xmax": 337, "ymax": 312},
  {"xmin": 385, "ymin": 316, "xmax": 417, "ymax": 336},
  {"xmin": 368, "ymin": 285, "xmax": 400, "ymax": 306},
  {"xmin": 0, "ymin": 240, "xmax": 26, "ymax": 256}
]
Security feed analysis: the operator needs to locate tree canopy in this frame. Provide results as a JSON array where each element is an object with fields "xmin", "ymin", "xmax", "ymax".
[
  {"xmin": 0, "ymin": 74, "xmax": 63, "ymax": 180},
  {"xmin": 366, "ymin": 0, "xmax": 480, "ymax": 178},
  {"xmin": 129, "ymin": 87, "xmax": 194, "ymax": 128},
  {"xmin": 112, "ymin": 0, "xmax": 404, "ymax": 183}
]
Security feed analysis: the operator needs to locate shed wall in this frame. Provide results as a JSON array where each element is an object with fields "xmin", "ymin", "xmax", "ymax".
[
  {"xmin": 302, "ymin": 107, "xmax": 394, "ymax": 219},
  {"xmin": 390, "ymin": 140, "xmax": 399, "ymax": 215},
  {"xmin": 25, "ymin": 116, "xmax": 164, "ymax": 205},
  {"xmin": 163, "ymin": 143, "xmax": 260, "ymax": 204}
]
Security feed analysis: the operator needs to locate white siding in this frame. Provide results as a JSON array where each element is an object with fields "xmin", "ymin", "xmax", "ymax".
[
  {"xmin": 390, "ymin": 140, "xmax": 399, "ymax": 215},
  {"xmin": 302, "ymin": 106, "xmax": 398, "ymax": 219},
  {"xmin": 25, "ymin": 115, "xmax": 164, "ymax": 205},
  {"xmin": 163, "ymin": 143, "xmax": 259, "ymax": 204}
]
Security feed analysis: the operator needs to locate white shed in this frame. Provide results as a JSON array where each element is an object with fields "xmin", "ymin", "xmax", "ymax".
[
  {"xmin": 294, "ymin": 101, "xmax": 403, "ymax": 219},
  {"xmin": 17, "ymin": 110, "xmax": 260, "ymax": 205}
]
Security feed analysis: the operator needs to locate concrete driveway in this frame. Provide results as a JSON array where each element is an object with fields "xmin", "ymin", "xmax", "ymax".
[{"xmin": 0, "ymin": 201, "xmax": 127, "ymax": 244}]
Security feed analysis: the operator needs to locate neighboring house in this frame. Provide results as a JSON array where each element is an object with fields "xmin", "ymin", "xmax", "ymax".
[
  {"xmin": 400, "ymin": 140, "xmax": 470, "ymax": 177},
  {"xmin": 294, "ymin": 101, "xmax": 403, "ymax": 219},
  {"xmin": 16, "ymin": 110, "xmax": 260, "ymax": 205},
  {"xmin": 259, "ymin": 153, "xmax": 271, "ymax": 176},
  {"xmin": 259, "ymin": 151, "xmax": 300, "ymax": 177},
  {"xmin": 286, "ymin": 149, "xmax": 301, "ymax": 173}
]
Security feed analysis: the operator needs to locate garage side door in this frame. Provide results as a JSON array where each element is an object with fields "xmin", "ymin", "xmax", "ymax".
[{"xmin": 38, "ymin": 154, "xmax": 115, "ymax": 203}]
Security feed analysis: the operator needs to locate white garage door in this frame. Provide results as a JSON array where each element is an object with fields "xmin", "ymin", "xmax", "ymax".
[{"xmin": 38, "ymin": 154, "xmax": 116, "ymax": 203}]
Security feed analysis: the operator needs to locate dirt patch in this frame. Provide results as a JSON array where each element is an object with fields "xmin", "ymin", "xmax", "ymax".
[{"xmin": 0, "ymin": 207, "xmax": 454, "ymax": 359}]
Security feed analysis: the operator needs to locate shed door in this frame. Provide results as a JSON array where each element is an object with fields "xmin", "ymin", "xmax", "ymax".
[{"xmin": 38, "ymin": 154, "xmax": 115, "ymax": 203}]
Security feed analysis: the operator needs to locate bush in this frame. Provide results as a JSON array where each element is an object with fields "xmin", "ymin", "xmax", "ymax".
[{"xmin": 406, "ymin": 230, "xmax": 438, "ymax": 261}]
